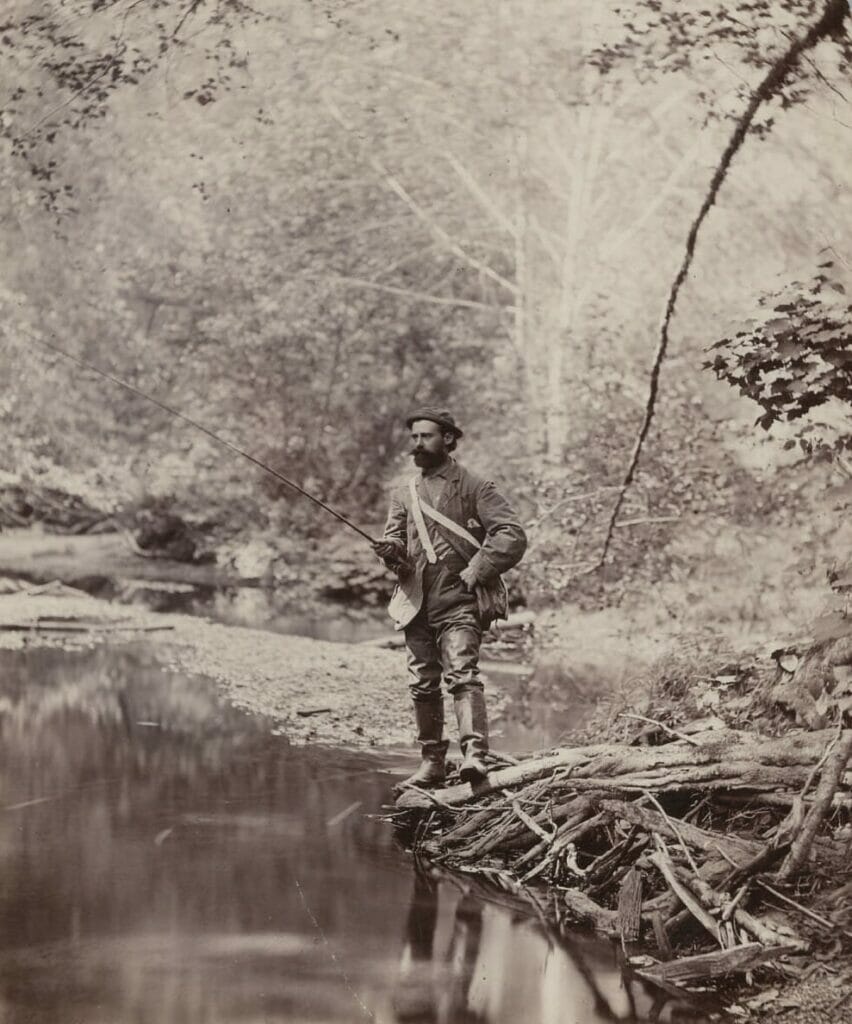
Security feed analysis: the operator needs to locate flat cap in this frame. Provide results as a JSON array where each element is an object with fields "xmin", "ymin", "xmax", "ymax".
[{"xmin": 405, "ymin": 407, "xmax": 463, "ymax": 438}]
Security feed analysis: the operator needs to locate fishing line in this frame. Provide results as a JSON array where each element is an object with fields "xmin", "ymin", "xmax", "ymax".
[{"xmin": 25, "ymin": 334, "xmax": 377, "ymax": 544}]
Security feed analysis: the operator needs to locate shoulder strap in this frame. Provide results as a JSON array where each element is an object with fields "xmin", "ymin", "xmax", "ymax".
[
  {"xmin": 418, "ymin": 496, "xmax": 482, "ymax": 550},
  {"xmin": 408, "ymin": 477, "xmax": 438, "ymax": 564}
]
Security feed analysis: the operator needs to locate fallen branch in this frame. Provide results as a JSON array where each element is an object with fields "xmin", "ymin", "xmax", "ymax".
[
  {"xmin": 618, "ymin": 868, "xmax": 643, "ymax": 947},
  {"xmin": 776, "ymin": 729, "xmax": 852, "ymax": 882},
  {"xmin": 667, "ymin": 859, "xmax": 806, "ymax": 951},
  {"xmin": 649, "ymin": 843, "xmax": 722, "ymax": 947},
  {"xmin": 396, "ymin": 729, "xmax": 839, "ymax": 810},
  {"xmin": 637, "ymin": 943, "xmax": 789, "ymax": 985},
  {"xmin": 754, "ymin": 878, "xmax": 852, "ymax": 938},
  {"xmin": 619, "ymin": 713, "xmax": 700, "ymax": 746},
  {"xmin": 601, "ymin": 799, "xmax": 762, "ymax": 863},
  {"xmin": 391, "ymin": 721, "xmax": 849, "ymax": 977}
]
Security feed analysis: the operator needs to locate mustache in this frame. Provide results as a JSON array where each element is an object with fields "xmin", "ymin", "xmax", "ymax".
[{"xmin": 409, "ymin": 448, "xmax": 443, "ymax": 464}]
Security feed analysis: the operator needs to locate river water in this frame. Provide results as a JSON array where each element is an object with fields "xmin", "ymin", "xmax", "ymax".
[{"xmin": 0, "ymin": 644, "xmax": 708, "ymax": 1023}]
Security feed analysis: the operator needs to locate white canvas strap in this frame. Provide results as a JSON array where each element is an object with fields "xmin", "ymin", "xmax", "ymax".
[
  {"xmin": 408, "ymin": 477, "xmax": 438, "ymax": 564},
  {"xmin": 419, "ymin": 497, "xmax": 482, "ymax": 550},
  {"xmin": 409, "ymin": 475, "xmax": 508, "ymax": 622}
]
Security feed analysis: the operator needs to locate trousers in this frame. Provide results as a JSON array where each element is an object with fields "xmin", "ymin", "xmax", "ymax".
[{"xmin": 403, "ymin": 598, "xmax": 483, "ymax": 702}]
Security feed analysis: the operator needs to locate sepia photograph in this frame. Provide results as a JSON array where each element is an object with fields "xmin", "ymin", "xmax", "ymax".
[{"xmin": 1, "ymin": 2, "xmax": 851, "ymax": 1021}]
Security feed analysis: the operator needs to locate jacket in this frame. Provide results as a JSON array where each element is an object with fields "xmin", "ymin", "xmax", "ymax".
[{"xmin": 381, "ymin": 460, "xmax": 527, "ymax": 629}]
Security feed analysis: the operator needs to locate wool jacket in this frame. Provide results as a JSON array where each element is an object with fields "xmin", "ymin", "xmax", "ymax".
[{"xmin": 381, "ymin": 459, "xmax": 527, "ymax": 629}]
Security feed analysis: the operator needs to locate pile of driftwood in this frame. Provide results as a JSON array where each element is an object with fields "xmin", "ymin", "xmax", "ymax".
[
  {"xmin": 0, "ymin": 482, "xmax": 106, "ymax": 533},
  {"xmin": 394, "ymin": 725, "xmax": 852, "ymax": 988}
]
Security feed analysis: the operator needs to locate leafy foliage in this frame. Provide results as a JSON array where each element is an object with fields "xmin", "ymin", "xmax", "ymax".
[
  {"xmin": 0, "ymin": 0, "xmax": 262, "ymax": 211},
  {"xmin": 592, "ymin": 0, "xmax": 851, "ymax": 123},
  {"xmin": 705, "ymin": 262, "xmax": 852, "ymax": 459},
  {"xmin": 1, "ymin": 0, "xmax": 850, "ymax": 612}
]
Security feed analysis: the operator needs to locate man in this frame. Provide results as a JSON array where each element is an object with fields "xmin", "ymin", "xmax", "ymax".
[{"xmin": 373, "ymin": 408, "xmax": 527, "ymax": 788}]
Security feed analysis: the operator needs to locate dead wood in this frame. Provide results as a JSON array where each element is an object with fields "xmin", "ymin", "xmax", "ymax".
[
  {"xmin": 586, "ymin": 826, "xmax": 643, "ymax": 885},
  {"xmin": 618, "ymin": 868, "xmax": 643, "ymax": 946},
  {"xmin": 511, "ymin": 796, "xmax": 599, "ymax": 868},
  {"xmin": 649, "ymin": 847, "xmax": 721, "ymax": 946},
  {"xmin": 393, "ymin": 722, "xmax": 850, "ymax": 979},
  {"xmin": 650, "ymin": 910, "xmax": 674, "ymax": 960},
  {"xmin": 666, "ymin": 860, "xmax": 806, "ymax": 952},
  {"xmin": 396, "ymin": 729, "xmax": 837, "ymax": 810},
  {"xmin": 637, "ymin": 944, "xmax": 790, "ymax": 985},
  {"xmin": 561, "ymin": 889, "xmax": 619, "ymax": 938},
  {"xmin": 754, "ymin": 879, "xmax": 852, "ymax": 938},
  {"xmin": 601, "ymin": 799, "xmax": 762, "ymax": 864},
  {"xmin": 777, "ymin": 729, "xmax": 852, "ymax": 882},
  {"xmin": 722, "ymin": 842, "xmax": 791, "ymax": 890}
]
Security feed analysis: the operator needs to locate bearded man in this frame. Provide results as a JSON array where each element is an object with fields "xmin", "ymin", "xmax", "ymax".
[{"xmin": 373, "ymin": 409, "xmax": 527, "ymax": 788}]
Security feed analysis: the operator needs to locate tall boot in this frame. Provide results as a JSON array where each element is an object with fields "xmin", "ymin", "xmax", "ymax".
[
  {"xmin": 399, "ymin": 700, "xmax": 449, "ymax": 789},
  {"xmin": 454, "ymin": 688, "xmax": 489, "ymax": 785}
]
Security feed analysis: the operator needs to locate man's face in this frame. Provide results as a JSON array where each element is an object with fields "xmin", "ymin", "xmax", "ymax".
[{"xmin": 410, "ymin": 420, "xmax": 450, "ymax": 468}]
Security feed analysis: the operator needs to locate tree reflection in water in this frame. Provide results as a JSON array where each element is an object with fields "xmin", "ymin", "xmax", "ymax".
[
  {"xmin": 392, "ymin": 867, "xmax": 709, "ymax": 1024},
  {"xmin": 0, "ymin": 646, "xmax": 708, "ymax": 1023}
]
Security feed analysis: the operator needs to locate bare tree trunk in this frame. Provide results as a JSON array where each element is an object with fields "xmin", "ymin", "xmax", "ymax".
[{"xmin": 506, "ymin": 0, "xmax": 546, "ymax": 459}]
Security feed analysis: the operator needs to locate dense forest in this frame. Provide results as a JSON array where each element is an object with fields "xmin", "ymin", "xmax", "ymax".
[{"xmin": 1, "ymin": 0, "xmax": 850, "ymax": 620}]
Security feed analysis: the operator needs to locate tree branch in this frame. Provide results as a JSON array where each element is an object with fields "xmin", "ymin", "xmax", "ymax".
[
  {"xmin": 323, "ymin": 96, "xmax": 518, "ymax": 297},
  {"xmin": 443, "ymin": 151, "xmax": 517, "ymax": 237},
  {"xmin": 332, "ymin": 275, "xmax": 514, "ymax": 312},
  {"xmin": 172, "ymin": 0, "xmax": 206, "ymax": 41},
  {"xmin": 776, "ymin": 729, "xmax": 852, "ymax": 882},
  {"xmin": 596, "ymin": 0, "xmax": 851, "ymax": 567}
]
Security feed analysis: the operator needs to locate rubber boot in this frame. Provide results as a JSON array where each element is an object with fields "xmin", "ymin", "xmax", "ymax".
[
  {"xmin": 454, "ymin": 688, "xmax": 489, "ymax": 785},
  {"xmin": 399, "ymin": 700, "xmax": 449, "ymax": 789}
]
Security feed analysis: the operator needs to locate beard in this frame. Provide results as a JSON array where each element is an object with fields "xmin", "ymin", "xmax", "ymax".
[{"xmin": 411, "ymin": 449, "xmax": 446, "ymax": 468}]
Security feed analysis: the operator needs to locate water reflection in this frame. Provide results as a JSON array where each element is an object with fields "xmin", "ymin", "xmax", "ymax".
[
  {"xmin": 110, "ymin": 579, "xmax": 390, "ymax": 643},
  {"xmin": 391, "ymin": 869, "xmax": 705, "ymax": 1024},
  {"xmin": 0, "ymin": 646, "xmax": 704, "ymax": 1023}
]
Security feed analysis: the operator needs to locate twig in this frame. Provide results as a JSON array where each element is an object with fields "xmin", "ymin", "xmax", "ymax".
[
  {"xmin": 755, "ymin": 878, "xmax": 852, "ymax": 938},
  {"xmin": 395, "ymin": 784, "xmax": 465, "ymax": 813},
  {"xmin": 643, "ymin": 791, "xmax": 701, "ymax": 875},
  {"xmin": 324, "ymin": 96, "xmax": 518, "ymax": 297},
  {"xmin": 614, "ymin": 516, "xmax": 680, "ymax": 529},
  {"xmin": 711, "ymin": 843, "xmax": 740, "ymax": 869},
  {"xmin": 511, "ymin": 801, "xmax": 555, "ymax": 844},
  {"xmin": 528, "ymin": 486, "xmax": 621, "ymax": 528},
  {"xmin": 332, "ymin": 274, "xmax": 513, "ymax": 312},
  {"xmin": 619, "ymin": 713, "xmax": 699, "ymax": 746},
  {"xmin": 721, "ymin": 883, "xmax": 750, "ymax": 923}
]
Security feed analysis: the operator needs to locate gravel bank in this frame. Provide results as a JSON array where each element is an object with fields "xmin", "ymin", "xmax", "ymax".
[{"xmin": 0, "ymin": 583, "xmax": 499, "ymax": 748}]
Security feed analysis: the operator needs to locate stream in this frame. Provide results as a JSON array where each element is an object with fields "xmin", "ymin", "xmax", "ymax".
[{"xmin": 0, "ymin": 641, "xmax": 712, "ymax": 1023}]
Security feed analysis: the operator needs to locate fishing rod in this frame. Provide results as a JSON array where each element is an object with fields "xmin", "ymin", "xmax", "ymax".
[{"xmin": 28, "ymin": 335, "xmax": 378, "ymax": 545}]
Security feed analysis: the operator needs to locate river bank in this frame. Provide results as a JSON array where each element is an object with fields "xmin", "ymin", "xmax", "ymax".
[
  {"xmin": 0, "ymin": 580, "xmax": 419, "ymax": 748},
  {"xmin": 3, "ymin": 553, "xmax": 851, "ymax": 1018},
  {"xmin": 3, "ymin": 642, "xmax": 667, "ymax": 1024}
]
